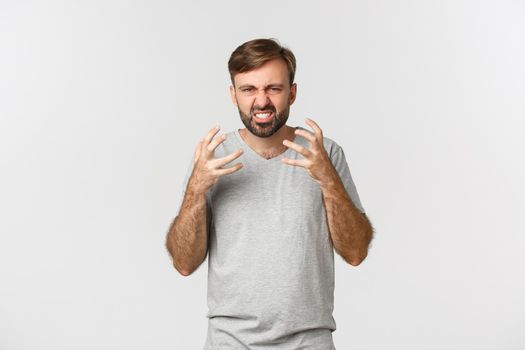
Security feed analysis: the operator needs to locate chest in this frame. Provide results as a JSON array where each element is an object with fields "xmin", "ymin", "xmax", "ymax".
[{"xmin": 210, "ymin": 163, "xmax": 324, "ymax": 223}]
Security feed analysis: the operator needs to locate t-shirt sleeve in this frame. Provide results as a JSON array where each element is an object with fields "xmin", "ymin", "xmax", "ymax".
[{"xmin": 329, "ymin": 143, "xmax": 366, "ymax": 214}]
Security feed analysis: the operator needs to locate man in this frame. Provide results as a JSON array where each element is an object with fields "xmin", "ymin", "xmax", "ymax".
[{"xmin": 165, "ymin": 38, "xmax": 374, "ymax": 349}]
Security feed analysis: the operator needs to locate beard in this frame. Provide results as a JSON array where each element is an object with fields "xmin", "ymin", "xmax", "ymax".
[{"xmin": 237, "ymin": 103, "xmax": 290, "ymax": 138}]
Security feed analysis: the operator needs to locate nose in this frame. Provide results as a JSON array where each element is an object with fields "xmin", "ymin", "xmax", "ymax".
[{"xmin": 253, "ymin": 88, "xmax": 271, "ymax": 108}]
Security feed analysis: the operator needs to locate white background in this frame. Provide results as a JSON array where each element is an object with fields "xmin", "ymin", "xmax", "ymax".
[{"xmin": 1, "ymin": 1, "xmax": 524, "ymax": 349}]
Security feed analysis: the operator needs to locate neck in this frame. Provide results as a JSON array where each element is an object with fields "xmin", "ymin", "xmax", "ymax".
[{"xmin": 239, "ymin": 125, "xmax": 296, "ymax": 157}]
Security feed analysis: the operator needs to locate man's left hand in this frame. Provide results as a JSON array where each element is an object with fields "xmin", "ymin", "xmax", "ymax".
[{"xmin": 282, "ymin": 118, "xmax": 338, "ymax": 187}]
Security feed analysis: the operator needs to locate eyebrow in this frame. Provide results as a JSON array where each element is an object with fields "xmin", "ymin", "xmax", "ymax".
[{"xmin": 237, "ymin": 83, "xmax": 285, "ymax": 89}]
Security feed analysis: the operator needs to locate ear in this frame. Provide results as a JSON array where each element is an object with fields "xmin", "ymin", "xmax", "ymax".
[
  {"xmin": 289, "ymin": 83, "xmax": 297, "ymax": 105},
  {"xmin": 229, "ymin": 85, "xmax": 238, "ymax": 106}
]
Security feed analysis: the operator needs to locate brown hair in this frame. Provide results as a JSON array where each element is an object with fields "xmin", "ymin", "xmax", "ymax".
[{"xmin": 228, "ymin": 38, "xmax": 296, "ymax": 87}]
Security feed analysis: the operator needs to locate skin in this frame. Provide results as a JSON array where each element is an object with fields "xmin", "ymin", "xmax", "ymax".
[
  {"xmin": 165, "ymin": 125, "xmax": 244, "ymax": 276},
  {"xmin": 165, "ymin": 57, "xmax": 374, "ymax": 276},
  {"xmin": 282, "ymin": 118, "xmax": 374, "ymax": 265},
  {"xmin": 229, "ymin": 58, "xmax": 298, "ymax": 159}
]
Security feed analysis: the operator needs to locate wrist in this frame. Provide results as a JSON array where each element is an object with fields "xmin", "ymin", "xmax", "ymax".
[
  {"xmin": 187, "ymin": 176, "xmax": 209, "ymax": 197},
  {"xmin": 319, "ymin": 167, "xmax": 341, "ymax": 191}
]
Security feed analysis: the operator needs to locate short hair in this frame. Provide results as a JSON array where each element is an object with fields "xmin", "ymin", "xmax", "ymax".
[{"xmin": 228, "ymin": 38, "xmax": 296, "ymax": 87}]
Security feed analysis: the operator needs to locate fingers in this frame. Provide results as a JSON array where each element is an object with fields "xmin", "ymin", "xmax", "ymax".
[
  {"xmin": 304, "ymin": 118, "xmax": 323, "ymax": 138},
  {"xmin": 214, "ymin": 162, "xmax": 243, "ymax": 176},
  {"xmin": 283, "ymin": 139, "xmax": 312, "ymax": 157},
  {"xmin": 194, "ymin": 139, "xmax": 203, "ymax": 163},
  {"xmin": 202, "ymin": 125, "xmax": 221, "ymax": 148},
  {"xmin": 207, "ymin": 133, "xmax": 227, "ymax": 153},
  {"xmin": 294, "ymin": 128, "xmax": 316, "ymax": 143},
  {"xmin": 282, "ymin": 157, "xmax": 308, "ymax": 167},
  {"xmin": 212, "ymin": 148, "xmax": 244, "ymax": 168}
]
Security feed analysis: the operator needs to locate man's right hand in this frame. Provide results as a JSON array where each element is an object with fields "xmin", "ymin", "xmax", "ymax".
[{"xmin": 188, "ymin": 125, "xmax": 244, "ymax": 194}]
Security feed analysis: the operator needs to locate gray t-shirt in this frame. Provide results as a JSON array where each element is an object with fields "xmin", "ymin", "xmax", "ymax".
[{"xmin": 176, "ymin": 126, "xmax": 365, "ymax": 349}]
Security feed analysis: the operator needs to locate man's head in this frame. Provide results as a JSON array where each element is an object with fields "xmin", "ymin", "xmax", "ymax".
[{"xmin": 228, "ymin": 38, "xmax": 297, "ymax": 138}]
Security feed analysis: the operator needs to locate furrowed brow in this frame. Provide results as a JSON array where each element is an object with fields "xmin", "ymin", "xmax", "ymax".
[{"xmin": 237, "ymin": 83, "xmax": 285, "ymax": 89}]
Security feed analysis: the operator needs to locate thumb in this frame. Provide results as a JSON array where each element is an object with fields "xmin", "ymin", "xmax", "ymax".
[{"xmin": 194, "ymin": 139, "xmax": 203, "ymax": 163}]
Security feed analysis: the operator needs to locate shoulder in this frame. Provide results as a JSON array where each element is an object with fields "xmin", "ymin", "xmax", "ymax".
[{"xmin": 321, "ymin": 135, "xmax": 343, "ymax": 159}]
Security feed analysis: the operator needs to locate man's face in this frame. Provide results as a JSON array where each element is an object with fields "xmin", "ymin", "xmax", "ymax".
[{"xmin": 230, "ymin": 58, "xmax": 297, "ymax": 138}]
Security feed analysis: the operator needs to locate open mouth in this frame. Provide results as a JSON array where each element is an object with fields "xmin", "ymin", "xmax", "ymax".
[{"xmin": 253, "ymin": 111, "xmax": 274, "ymax": 123}]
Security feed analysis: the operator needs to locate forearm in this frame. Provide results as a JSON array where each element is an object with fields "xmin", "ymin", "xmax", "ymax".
[
  {"xmin": 321, "ymin": 171, "xmax": 373, "ymax": 266},
  {"xmin": 166, "ymin": 179, "xmax": 209, "ymax": 276}
]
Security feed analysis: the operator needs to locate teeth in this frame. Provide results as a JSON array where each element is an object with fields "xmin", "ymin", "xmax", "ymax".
[{"xmin": 255, "ymin": 113, "xmax": 271, "ymax": 119}]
